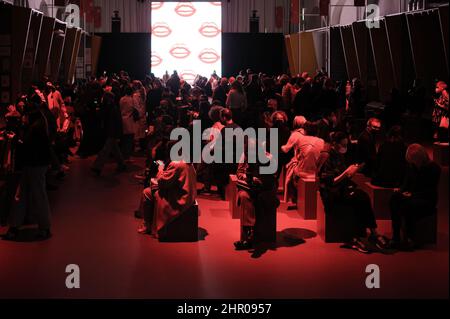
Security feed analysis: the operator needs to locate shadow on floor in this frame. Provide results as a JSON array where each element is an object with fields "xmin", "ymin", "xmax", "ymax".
[
  {"xmin": 198, "ymin": 227, "xmax": 209, "ymax": 241},
  {"xmin": 0, "ymin": 228, "xmax": 50, "ymax": 243},
  {"xmin": 196, "ymin": 193, "xmax": 224, "ymax": 202},
  {"xmin": 249, "ymin": 228, "xmax": 317, "ymax": 259}
]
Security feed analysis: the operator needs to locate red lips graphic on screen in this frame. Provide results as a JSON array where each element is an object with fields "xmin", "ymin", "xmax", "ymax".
[
  {"xmin": 198, "ymin": 48, "xmax": 220, "ymax": 64},
  {"xmin": 180, "ymin": 70, "xmax": 197, "ymax": 83},
  {"xmin": 175, "ymin": 2, "xmax": 197, "ymax": 17},
  {"xmin": 151, "ymin": 2, "xmax": 164, "ymax": 10},
  {"xmin": 199, "ymin": 22, "xmax": 221, "ymax": 38},
  {"xmin": 170, "ymin": 44, "xmax": 191, "ymax": 59},
  {"xmin": 210, "ymin": 1, "xmax": 222, "ymax": 6},
  {"xmin": 151, "ymin": 52, "xmax": 162, "ymax": 67},
  {"xmin": 151, "ymin": 22, "xmax": 172, "ymax": 37}
]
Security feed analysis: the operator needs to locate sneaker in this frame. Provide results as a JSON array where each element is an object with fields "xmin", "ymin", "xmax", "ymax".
[
  {"xmin": 369, "ymin": 234, "xmax": 389, "ymax": 250},
  {"xmin": 349, "ymin": 238, "xmax": 371, "ymax": 254},
  {"xmin": 137, "ymin": 223, "xmax": 151, "ymax": 235}
]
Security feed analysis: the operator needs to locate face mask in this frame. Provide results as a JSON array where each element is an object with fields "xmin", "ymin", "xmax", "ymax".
[
  {"xmin": 338, "ymin": 146, "xmax": 347, "ymax": 154},
  {"xmin": 273, "ymin": 120, "xmax": 284, "ymax": 127},
  {"xmin": 371, "ymin": 129, "xmax": 381, "ymax": 136}
]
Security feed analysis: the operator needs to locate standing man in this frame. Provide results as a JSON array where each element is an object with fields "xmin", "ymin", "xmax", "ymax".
[
  {"xmin": 5, "ymin": 102, "xmax": 52, "ymax": 240},
  {"xmin": 91, "ymin": 91, "xmax": 126, "ymax": 176}
]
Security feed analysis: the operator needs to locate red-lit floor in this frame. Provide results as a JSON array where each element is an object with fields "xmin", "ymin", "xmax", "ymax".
[{"xmin": 0, "ymin": 156, "xmax": 448, "ymax": 299}]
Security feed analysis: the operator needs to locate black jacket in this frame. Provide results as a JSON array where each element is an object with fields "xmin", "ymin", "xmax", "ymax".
[
  {"xmin": 372, "ymin": 141, "xmax": 407, "ymax": 188},
  {"xmin": 22, "ymin": 115, "xmax": 51, "ymax": 167},
  {"xmin": 212, "ymin": 85, "xmax": 227, "ymax": 106},
  {"xmin": 101, "ymin": 92, "xmax": 123, "ymax": 139},
  {"xmin": 357, "ymin": 129, "xmax": 377, "ymax": 177}
]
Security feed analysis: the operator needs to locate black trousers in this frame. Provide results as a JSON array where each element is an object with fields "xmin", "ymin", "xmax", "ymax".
[
  {"xmin": 214, "ymin": 163, "xmax": 237, "ymax": 197},
  {"xmin": 323, "ymin": 188, "xmax": 378, "ymax": 236},
  {"xmin": 390, "ymin": 192, "xmax": 435, "ymax": 241}
]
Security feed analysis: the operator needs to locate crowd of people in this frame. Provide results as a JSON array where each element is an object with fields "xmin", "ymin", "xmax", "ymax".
[{"xmin": 0, "ymin": 68, "xmax": 448, "ymax": 254}]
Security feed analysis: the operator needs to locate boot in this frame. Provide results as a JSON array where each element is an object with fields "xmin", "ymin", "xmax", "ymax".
[{"xmin": 234, "ymin": 226, "xmax": 254, "ymax": 250}]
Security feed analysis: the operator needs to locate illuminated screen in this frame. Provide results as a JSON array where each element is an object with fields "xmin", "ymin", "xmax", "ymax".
[{"xmin": 151, "ymin": 1, "xmax": 222, "ymax": 84}]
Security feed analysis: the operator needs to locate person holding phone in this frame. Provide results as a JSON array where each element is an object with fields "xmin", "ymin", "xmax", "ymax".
[
  {"xmin": 389, "ymin": 144, "xmax": 441, "ymax": 250},
  {"xmin": 318, "ymin": 132, "xmax": 388, "ymax": 254}
]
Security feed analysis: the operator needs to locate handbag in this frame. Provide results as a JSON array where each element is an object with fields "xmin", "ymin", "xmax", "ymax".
[{"xmin": 439, "ymin": 116, "xmax": 449, "ymax": 129}]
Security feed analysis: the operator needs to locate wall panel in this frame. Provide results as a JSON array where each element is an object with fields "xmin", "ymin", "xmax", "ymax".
[
  {"xmin": 369, "ymin": 19, "xmax": 396, "ymax": 103},
  {"xmin": 34, "ymin": 16, "xmax": 55, "ymax": 83},
  {"xmin": 340, "ymin": 25, "xmax": 359, "ymax": 82}
]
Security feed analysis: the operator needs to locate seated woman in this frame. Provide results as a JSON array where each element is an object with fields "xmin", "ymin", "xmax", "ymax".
[
  {"xmin": 318, "ymin": 132, "xmax": 387, "ymax": 254},
  {"xmin": 371, "ymin": 125, "xmax": 407, "ymax": 188},
  {"xmin": 389, "ymin": 144, "xmax": 441, "ymax": 250},
  {"xmin": 282, "ymin": 117, "xmax": 325, "ymax": 204},
  {"xmin": 137, "ymin": 141, "xmax": 197, "ymax": 237}
]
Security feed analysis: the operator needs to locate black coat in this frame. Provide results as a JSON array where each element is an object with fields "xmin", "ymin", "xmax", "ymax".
[
  {"xmin": 101, "ymin": 93, "xmax": 123, "ymax": 139},
  {"xmin": 357, "ymin": 129, "xmax": 377, "ymax": 177},
  {"xmin": 146, "ymin": 87, "xmax": 163, "ymax": 114},
  {"xmin": 372, "ymin": 141, "xmax": 407, "ymax": 188},
  {"xmin": 212, "ymin": 85, "xmax": 227, "ymax": 106},
  {"xmin": 22, "ymin": 116, "xmax": 51, "ymax": 167}
]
